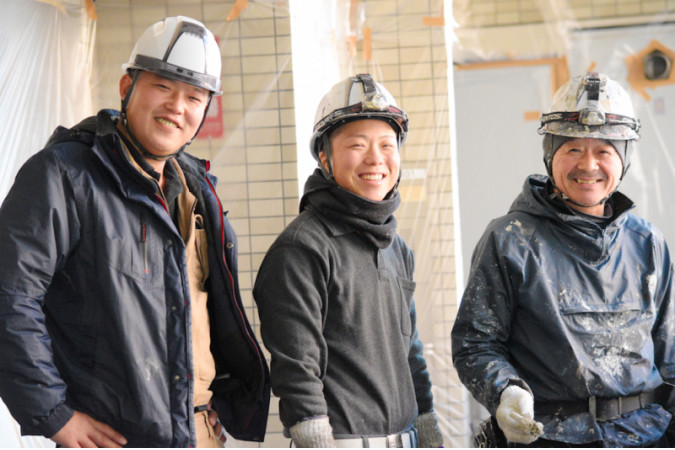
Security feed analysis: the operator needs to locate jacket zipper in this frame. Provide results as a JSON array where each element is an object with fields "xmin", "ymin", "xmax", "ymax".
[
  {"xmin": 205, "ymin": 175, "xmax": 266, "ymax": 427},
  {"xmin": 140, "ymin": 211, "xmax": 149, "ymax": 273}
]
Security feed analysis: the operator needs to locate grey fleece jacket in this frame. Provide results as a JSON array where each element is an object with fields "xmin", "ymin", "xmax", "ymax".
[{"xmin": 253, "ymin": 195, "xmax": 433, "ymax": 436}]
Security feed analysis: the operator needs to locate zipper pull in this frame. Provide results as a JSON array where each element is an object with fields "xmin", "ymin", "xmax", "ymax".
[{"xmin": 140, "ymin": 213, "xmax": 149, "ymax": 274}]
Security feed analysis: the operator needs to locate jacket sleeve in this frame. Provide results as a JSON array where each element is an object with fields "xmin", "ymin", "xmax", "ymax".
[
  {"xmin": 399, "ymin": 239, "xmax": 434, "ymax": 415},
  {"xmin": 0, "ymin": 148, "xmax": 80, "ymax": 437},
  {"xmin": 408, "ymin": 299, "xmax": 434, "ymax": 414},
  {"xmin": 253, "ymin": 242, "xmax": 330, "ymax": 429},
  {"xmin": 450, "ymin": 225, "xmax": 526, "ymax": 416},
  {"xmin": 651, "ymin": 237, "xmax": 675, "ymax": 395}
]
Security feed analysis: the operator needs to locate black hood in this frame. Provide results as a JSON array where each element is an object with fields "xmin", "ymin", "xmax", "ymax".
[{"xmin": 508, "ymin": 174, "xmax": 635, "ymax": 263}]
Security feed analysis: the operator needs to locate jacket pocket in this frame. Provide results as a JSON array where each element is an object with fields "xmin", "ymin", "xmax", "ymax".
[
  {"xmin": 558, "ymin": 294, "xmax": 647, "ymax": 350},
  {"xmin": 101, "ymin": 211, "xmax": 162, "ymax": 288},
  {"xmin": 397, "ymin": 278, "xmax": 416, "ymax": 337}
]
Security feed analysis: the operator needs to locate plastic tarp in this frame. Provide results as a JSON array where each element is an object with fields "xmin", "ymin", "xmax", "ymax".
[
  {"xmin": 0, "ymin": 0, "xmax": 94, "ymax": 201},
  {"xmin": 1, "ymin": 0, "xmax": 465, "ymax": 446},
  {"xmin": 0, "ymin": 0, "xmax": 94, "ymax": 447}
]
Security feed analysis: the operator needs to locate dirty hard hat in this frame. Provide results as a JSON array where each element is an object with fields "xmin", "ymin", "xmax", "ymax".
[
  {"xmin": 540, "ymin": 72, "xmax": 639, "ymax": 179},
  {"xmin": 309, "ymin": 74, "xmax": 409, "ymax": 164}
]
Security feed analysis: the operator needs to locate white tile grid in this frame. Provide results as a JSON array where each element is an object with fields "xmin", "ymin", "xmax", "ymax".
[
  {"xmin": 97, "ymin": 0, "xmax": 474, "ymax": 447},
  {"xmin": 455, "ymin": 0, "xmax": 671, "ymax": 27}
]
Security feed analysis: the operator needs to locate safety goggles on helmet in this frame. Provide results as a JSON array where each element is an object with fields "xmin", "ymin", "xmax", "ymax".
[
  {"xmin": 538, "ymin": 72, "xmax": 640, "ymax": 141},
  {"xmin": 539, "ymin": 109, "xmax": 640, "ymax": 132},
  {"xmin": 314, "ymin": 103, "xmax": 408, "ymax": 138},
  {"xmin": 310, "ymin": 74, "xmax": 409, "ymax": 162}
]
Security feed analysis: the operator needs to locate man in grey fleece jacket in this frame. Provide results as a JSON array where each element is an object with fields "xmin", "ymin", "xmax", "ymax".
[{"xmin": 253, "ymin": 74, "xmax": 443, "ymax": 448}]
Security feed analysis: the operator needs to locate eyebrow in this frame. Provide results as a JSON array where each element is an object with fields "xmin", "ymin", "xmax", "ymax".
[
  {"xmin": 190, "ymin": 87, "xmax": 209, "ymax": 96},
  {"xmin": 347, "ymin": 133, "xmax": 397, "ymax": 139},
  {"xmin": 149, "ymin": 73, "xmax": 208, "ymax": 96}
]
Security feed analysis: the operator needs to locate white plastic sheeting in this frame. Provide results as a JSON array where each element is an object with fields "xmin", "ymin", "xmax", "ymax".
[
  {"xmin": 455, "ymin": 16, "xmax": 675, "ymax": 288},
  {"xmin": 1, "ymin": 0, "xmax": 469, "ymax": 446},
  {"xmin": 0, "ymin": 0, "xmax": 94, "ymax": 446},
  {"xmin": 0, "ymin": 0, "xmax": 95, "ymax": 201}
]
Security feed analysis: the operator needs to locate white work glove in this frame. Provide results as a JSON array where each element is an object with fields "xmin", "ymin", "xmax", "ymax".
[
  {"xmin": 496, "ymin": 385, "xmax": 543, "ymax": 444},
  {"xmin": 289, "ymin": 416, "xmax": 336, "ymax": 448},
  {"xmin": 414, "ymin": 411, "xmax": 444, "ymax": 447}
]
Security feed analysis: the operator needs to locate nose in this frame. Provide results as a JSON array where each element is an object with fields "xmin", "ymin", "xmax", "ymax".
[
  {"xmin": 364, "ymin": 144, "xmax": 385, "ymax": 165},
  {"xmin": 165, "ymin": 91, "xmax": 187, "ymax": 114},
  {"xmin": 577, "ymin": 151, "xmax": 599, "ymax": 171}
]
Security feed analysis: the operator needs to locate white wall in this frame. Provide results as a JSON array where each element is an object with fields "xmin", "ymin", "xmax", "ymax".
[
  {"xmin": 455, "ymin": 23, "xmax": 675, "ymax": 281},
  {"xmin": 455, "ymin": 64, "xmax": 552, "ymax": 278},
  {"xmin": 569, "ymin": 24, "xmax": 675, "ymax": 250},
  {"xmin": 0, "ymin": 1, "xmax": 93, "ymax": 446}
]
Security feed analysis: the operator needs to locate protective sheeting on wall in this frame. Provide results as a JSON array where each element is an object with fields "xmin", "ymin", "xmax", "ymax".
[
  {"xmin": 453, "ymin": 1, "xmax": 675, "ymax": 439},
  {"xmin": 286, "ymin": 2, "xmax": 467, "ymax": 446},
  {"xmin": 0, "ymin": 1, "xmax": 94, "ymax": 447},
  {"xmin": 0, "ymin": 0, "xmax": 95, "ymax": 201},
  {"xmin": 0, "ymin": 0, "xmax": 467, "ymax": 447},
  {"xmin": 92, "ymin": 0, "xmax": 467, "ymax": 447}
]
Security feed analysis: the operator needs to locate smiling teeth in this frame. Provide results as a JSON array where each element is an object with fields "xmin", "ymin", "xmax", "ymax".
[
  {"xmin": 576, "ymin": 179, "xmax": 599, "ymax": 184},
  {"xmin": 156, "ymin": 117, "xmax": 177, "ymax": 128},
  {"xmin": 362, "ymin": 174, "xmax": 383, "ymax": 181}
]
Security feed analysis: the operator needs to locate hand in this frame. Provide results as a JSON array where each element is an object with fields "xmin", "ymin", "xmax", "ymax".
[
  {"xmin": 414, "ymin": 411, "xmax": 444, "ymax": 447},
  {"xmin": 207, "ymin": 401, "xmax": 227, "ymax": 444},
  {"xmin": 51, "ymin": 410, "xmax": 127, "ymax": 448},
  {"xmin": 289, "ymin": 416, "xmax": 336, "ymax": 448},
  {"xmin": 495, "ymin": 385, "xmax": 543, "ymax": 444}
]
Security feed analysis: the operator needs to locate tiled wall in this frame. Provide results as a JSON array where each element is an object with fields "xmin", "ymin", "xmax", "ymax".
[
  {"xmin": 93, "ymin": 0, "xmax": 465, "ymax": 447},
  {"xmin": 454, "ymin": 0, "xmax": 675, "ymax": 28},
  {"xmin": 342, "ymin": 1, "xmax": 467, "ymax": 446},
  {"xmin": 79, "ymin": 0, "xmax": 675, "ymax": 447}
]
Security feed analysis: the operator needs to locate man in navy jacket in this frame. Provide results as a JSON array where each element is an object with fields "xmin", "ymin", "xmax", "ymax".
[{"xmin": 0, "ymin": 16, "xmax": 270, "ymax": 447}]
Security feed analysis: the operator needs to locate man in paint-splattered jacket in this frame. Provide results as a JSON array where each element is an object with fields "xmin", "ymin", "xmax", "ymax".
[{"xmin": 452, "ymin": 72, "xmax": 675, "ymax": 447}]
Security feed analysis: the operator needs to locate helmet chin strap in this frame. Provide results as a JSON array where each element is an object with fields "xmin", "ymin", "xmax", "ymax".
[
  {"xmin": 120, "ymin": 71, "xmax": 213, "ymax": 161},
  {"xmin": 318, "ymin": 134, "xmax": 336, "ymax": 182},
  {"xmin": 549, "ymin": 187, "xmax": 612, "ymax": 210}
]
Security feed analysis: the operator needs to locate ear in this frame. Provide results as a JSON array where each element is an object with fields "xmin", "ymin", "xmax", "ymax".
[
  {"xmin": 119, "ymin": 73, "xmax": 133, "ymax": 99},
  {"xmin": 318, "ymin": 151, "xmax": 330, "ymax": 171}
]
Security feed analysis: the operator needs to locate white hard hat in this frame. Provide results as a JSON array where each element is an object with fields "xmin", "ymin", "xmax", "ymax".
[
  {"xmin": 123, "ymin": 16, "xmax": 221, "ymax": 94},
  {"xmin": 539, "ymin": 72, "xmax": 640, "ymax": 140},
  {"xmin": 309, "ymin": 74, "xmax": 408, "ymax": 162}
]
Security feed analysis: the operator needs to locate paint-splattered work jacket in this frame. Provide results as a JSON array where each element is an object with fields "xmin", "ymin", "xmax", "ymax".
[
  {"xmin": 452, "ymin": 174, "xmax": 675, "ymax": 446},
  {"xmin": 0, "ymin": 110, "xmax": 270, "ymax": 447}
]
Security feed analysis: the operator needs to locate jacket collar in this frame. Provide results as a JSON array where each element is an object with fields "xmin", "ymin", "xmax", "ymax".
[
  {"xmin": 511, "ymin": 174, "xmax": 636, "ymax": 262},
  {"xmin": 89, "ymin": 109, "xmax": 212, "ymax": 194}
]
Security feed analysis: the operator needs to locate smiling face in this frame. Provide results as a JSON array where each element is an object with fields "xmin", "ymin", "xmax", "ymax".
[
  {"xmin": 320, "ymin": 119, "xmax": 400, "ymax": 201},
  {"xmin": 551, "ymin": 137, "xmax": 623, "ymax": 216},
  {"xmin": 119, "ymin": 71, "xmax": 209, "ymax": 159}
]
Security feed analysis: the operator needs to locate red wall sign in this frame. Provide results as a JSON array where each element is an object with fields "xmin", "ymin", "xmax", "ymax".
[
  {"xmin": 197, "ymin": 95, "xmax": 223, "ymax": 139},
  {"xmin": 197, "ymin": 35, "xmax": 224, "ymax": 140}
]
